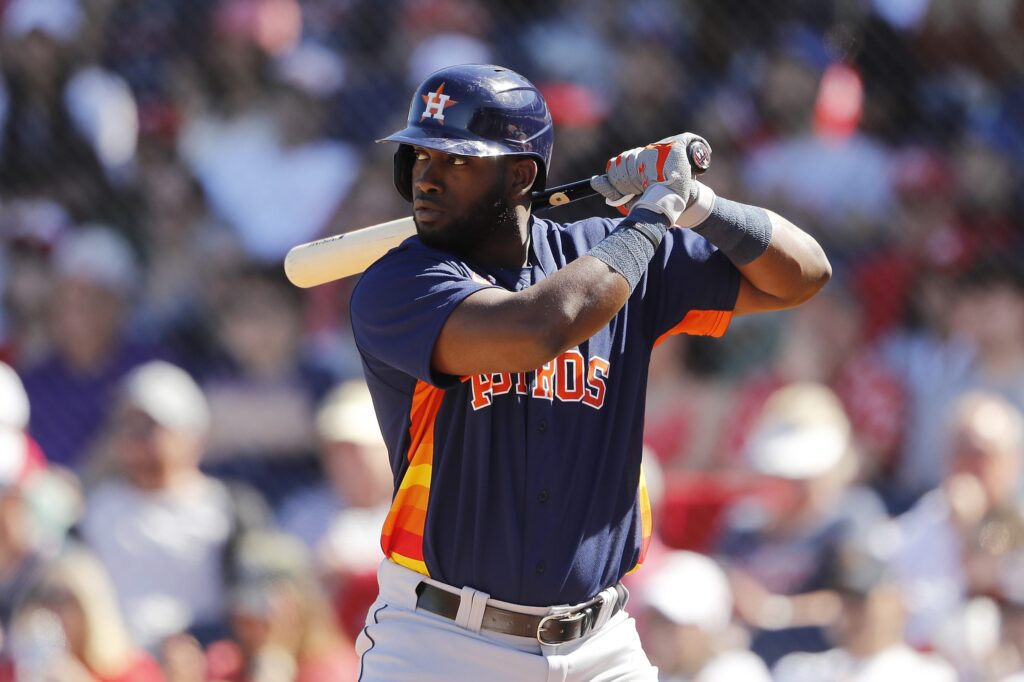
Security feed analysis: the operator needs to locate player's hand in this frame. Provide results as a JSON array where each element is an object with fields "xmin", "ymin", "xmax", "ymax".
[{"xmin": 590, "ymin": 133, "xmax": 709, "ymax": 213}]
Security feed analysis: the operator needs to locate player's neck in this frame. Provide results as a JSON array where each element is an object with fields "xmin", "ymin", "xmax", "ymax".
[{"xmin": 465, "ymin": 209, "xmax": 532, "ymax": 269}]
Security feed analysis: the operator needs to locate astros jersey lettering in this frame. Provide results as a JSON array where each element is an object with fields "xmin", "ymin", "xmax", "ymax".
[{"xmin": 350, "ymin": 215, "xmax": 739, "ymax": 606}]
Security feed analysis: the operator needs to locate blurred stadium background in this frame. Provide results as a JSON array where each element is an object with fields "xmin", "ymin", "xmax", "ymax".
[{"xmin": 0, "ymin": 0, "xmax": 1023, "ymax": 680}]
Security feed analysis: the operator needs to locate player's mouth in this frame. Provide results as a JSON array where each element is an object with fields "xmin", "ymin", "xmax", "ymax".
[{"xmin": 413, "ymin": 199, "xmax": 447, "ymax": 224}]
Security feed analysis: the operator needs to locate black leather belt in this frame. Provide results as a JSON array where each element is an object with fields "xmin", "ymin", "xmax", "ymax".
[{"xmin": 414, "ymin": 582, "xmax": 628, "ymax": 645}]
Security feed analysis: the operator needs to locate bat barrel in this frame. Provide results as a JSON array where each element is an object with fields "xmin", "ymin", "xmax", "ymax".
[{"xmin": 284, "ymin": 216, "xmax": 417, "ymax": 288}]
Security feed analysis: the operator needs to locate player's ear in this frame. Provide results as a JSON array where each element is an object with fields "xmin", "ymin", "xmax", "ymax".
[{"xmin": 508, "ymin": 158, "xmax": 539, "ymax": 198}]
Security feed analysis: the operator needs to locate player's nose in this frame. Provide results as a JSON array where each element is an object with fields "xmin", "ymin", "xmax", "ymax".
[{"xmin": 413, "ymin": 157, "xmax": 444, "ymax": 195}]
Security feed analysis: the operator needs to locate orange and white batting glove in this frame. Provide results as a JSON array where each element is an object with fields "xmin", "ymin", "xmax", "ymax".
[{"xmin": 590, "ymin": 133, "xmax": 709, "ymax": 223}]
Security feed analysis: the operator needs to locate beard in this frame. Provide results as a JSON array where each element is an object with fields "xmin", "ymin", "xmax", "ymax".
[{"xmin": 414, "ymin": 173, "xmax": 520, "ymax": 257}]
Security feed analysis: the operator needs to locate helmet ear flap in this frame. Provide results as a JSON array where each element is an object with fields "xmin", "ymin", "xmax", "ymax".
[
  {"xmin": 394, "ymin": 145, "xmax": 414, "ymax": 202},
  {"xmin": 531, "ymin": 157, "xmax": 547, "ymax": 194}
]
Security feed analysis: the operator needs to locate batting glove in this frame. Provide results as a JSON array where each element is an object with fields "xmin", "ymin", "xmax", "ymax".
[{"xmin": 590, "ymin": 133, "xmax": 709, "ymax": 223}]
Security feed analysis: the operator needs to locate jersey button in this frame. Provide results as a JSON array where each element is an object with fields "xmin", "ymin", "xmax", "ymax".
[
  {"xmin": 538, "ymin": 418, "xmax": 547, "ymax": 433},
  {"xmin": 538, "ymin": 489, "xmax": 549, "ymax": 503},
  {"xmin": 535, "ymin": 562, "xmax": 545, "ymax": 575}
]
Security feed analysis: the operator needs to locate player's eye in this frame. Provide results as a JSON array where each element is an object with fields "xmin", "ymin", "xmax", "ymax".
[
  {"xmin": 449, "ymin": 156, "xmax": 468, "ymax": 166},
  {"xmin": 413, "ymin": 148, "xmax": 429, "ymax": 161}
]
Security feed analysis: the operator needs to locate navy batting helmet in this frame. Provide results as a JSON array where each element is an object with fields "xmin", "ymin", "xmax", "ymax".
[{"xmin": 378, "ymin": 64, "xmax": 554, "ymax": 202}]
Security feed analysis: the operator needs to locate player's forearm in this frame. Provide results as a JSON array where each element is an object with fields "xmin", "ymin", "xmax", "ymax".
[
  {"xmin": 433, "ymin": 208, "xmax": 673, "ymax": 376},
  {"xmin": 514, "ymin": 206, "xmax": 676, "ymax": 363},
  {"xmin": 732, "ymin": 211, "xmax": 831, "ymax": 312},
  {"xmin": 520, "ymin": 255, "xmax": 633, "ymax": 358},
  {"xmin": 676, "ymin": 182, "xmax": 830, "ymax": 312},
  {"xmin": 433, "ymin": 256, "xmax": 630, "ymax": 375}
]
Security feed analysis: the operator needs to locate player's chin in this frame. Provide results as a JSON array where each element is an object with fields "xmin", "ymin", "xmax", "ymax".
[
  {"xmin": 414, "ymin": 205, "xmax": 447, "ymax": 226},
  {"xmin": 414, "ymin": 210, "xmax": 453, "ymax": 236}
]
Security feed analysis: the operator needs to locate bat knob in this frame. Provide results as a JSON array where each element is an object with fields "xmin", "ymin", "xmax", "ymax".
[{"xmin": 688, "ymin": 140, "xmax": 712, "ymax": 174}]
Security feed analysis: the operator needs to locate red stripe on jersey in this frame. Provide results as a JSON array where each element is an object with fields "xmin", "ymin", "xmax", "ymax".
[{"xmin": 384, "ymin": 526, "xmax": 427, "ymax": 559}]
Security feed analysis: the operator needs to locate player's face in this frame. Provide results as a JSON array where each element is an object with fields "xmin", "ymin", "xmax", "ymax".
[{"xmin": 410, "ymin": 147, "xmax": 517, "ymax": 254}]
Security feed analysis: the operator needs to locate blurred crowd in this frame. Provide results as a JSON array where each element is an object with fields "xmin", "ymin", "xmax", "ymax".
[{"xmin": 0, "ymin": 0, "xmax": 1022, "ymax": 680}]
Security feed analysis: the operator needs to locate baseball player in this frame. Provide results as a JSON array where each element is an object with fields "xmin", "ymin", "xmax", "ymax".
[{"xmin": 349, "ymin": 64, "xmax": 830, "ymax": 680}]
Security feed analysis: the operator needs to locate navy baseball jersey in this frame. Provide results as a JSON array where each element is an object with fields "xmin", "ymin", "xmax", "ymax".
[{"xmin": 350, "ymin": 215, "xmax": 739, "ymax": 606}]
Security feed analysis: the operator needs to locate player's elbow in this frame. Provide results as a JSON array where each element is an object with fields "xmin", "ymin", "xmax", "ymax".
[
  {"xmin": 498, "ymin": 304, "xmax": 584, "ymax": 371},
  {"xmin": 799, "ymin": 244, "xmax": 832, "ymax": 302},
  {"xmin": 779, "ymin": 251, "xmax": 831, "ymax": 309}
]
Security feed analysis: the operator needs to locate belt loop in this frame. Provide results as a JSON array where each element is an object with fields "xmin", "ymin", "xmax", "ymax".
[
  {"xmin": 592, "ymin": 584, "xmax": 623, "ymax": 631},
  {"xmin": 454, "ymin": 586, "xmax": 490, "ymax": 633},
  {"xmin": 466, "ymin": 590, "xmax": 489, "ymax": 634}
]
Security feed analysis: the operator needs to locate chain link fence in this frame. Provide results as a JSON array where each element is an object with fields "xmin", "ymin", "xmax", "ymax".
[{"xmin": 0, "ymin": 0, "xmax": 1022, "ymax": 679}]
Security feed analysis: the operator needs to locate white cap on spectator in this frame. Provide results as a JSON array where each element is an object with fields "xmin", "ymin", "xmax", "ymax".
[
  {"xmin": 952, "ymin": 390, "xmax": 1024, "ymax": 455},
  {"xmin": 406, "ymin": 33, "xmax": 492, "ymax": 87},
  {"xmin": 275, "ymin": 42, "xmax": 346, "ymax": 98},
  {"xmin": 315, "ymin": 380, "xmax": 384, "ymax": 447},
  {"xmin": 119, "ymin": 361, "xmax": 210, "ymax": 435},
  {"xmin": 0, "ymin": 362, "xmax": 29, "ymax": 431},
  {"xmin": 2, "ymin": 198, "xmax": 70, "ymax": 247},
  {"xmin": 641, "ymin": 551, "xmax": 733, "ymax": 634},
  {"xmin": 3, "ymin": 0, "xmax": 84, "ymax": 43},
  {"xmin": 745, "ymin": 382, "xmax": 851, "ymax": 479},
  {"xmin": 53, "ymin": 225, "xmax": 139, "ymax": 293}
]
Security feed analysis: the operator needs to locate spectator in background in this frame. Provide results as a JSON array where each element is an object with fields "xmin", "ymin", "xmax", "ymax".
[
  {"xmin": 178, "ymin": 1, "xmax": 359, "ymax": 264},
  {"xmin": 638, "ymin": 550, "xmax": 770, "ymax": 682},
  {"xmin": 81, "ymin": 361, "xmax": 271, "ymax": 650},
  {"xmin": 725, "ymin": 281, "xmax": 905, "ymax": 495},
  {"xmin": 133, "ymin": 141, "xmax": 243, "ymax": 347},
  {"xmin": 278, "ymin": 380, "xmax": 390, "ymax": 560},
  {"xmin": 742, "ymin": 32, "xmax": 895, "ymax": 250},
  {"xmin": 2, "ymin": 547, "xmax": 164, "ymax": 682},
  {"xmin": 772, "ymin": 536, "xmax": 956, "ymax": 682},
  {"xmin": 951, "ymin": 258, "xmax": 1024, "ymax": 417},
  {"xmin": 642, "ymin": 335, "xmax": 733, "ymax": 472},
  {"xmin": 716, "ymin": 383, "xmax": 888, "ymax": 667},
  {"xmin": 850, "ymin": 146, "xmax": 961, "ymax": 342},
  {"xmin": 0, "ymin": 0, "xmax": 138, "ymax": 223},
  {"xmin": 0, "ymin": 361, "xmax": 59, "ymax": 627},
  {"xmin": 890, "ymin": 391, "xmax": 1024, "ymax": 651},
  {"xmin": 277, "ymin": 380, "xmax": 391, "ymax": 640},
  {"xmin": 993, "ymin": 557, "xmax": 1024, "ymax": 682},
  {"xmin": 889, "ymin": 257, "xmax": 1024, "ymax": 506},
  {"xmin": 199, "ymin": 266, "xmax": 334, "ymax": 506},
  {"xmin": 0, "ymin": 198, "xmax": 69, "ymax": 365},
  {"xmin": 205, "ymin": 532, "xmax": 358, "ymax": 682},
  {"xmin": 20, "ymin": 227, "xmax": 159, "ymax": 469},
  {"xmin": 877, "ymin": 262, "xmax": 976, "ymax": 507}
]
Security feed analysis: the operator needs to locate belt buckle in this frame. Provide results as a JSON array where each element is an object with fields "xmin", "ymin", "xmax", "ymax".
[{"xmin": 536, "ymin": 608, "xmax": 589, "ymax": 646}]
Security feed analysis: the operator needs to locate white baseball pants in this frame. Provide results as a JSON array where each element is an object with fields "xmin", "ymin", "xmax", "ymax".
[{"xmin": 355, "ymin": 559, "xmax": 658, "ymax": 681}]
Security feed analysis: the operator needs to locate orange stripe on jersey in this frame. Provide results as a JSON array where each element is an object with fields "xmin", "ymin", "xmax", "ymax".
[
  {"xmin": 380, "ymin": 484, "xmax": 429, "ymax": 537},
  {"xmin": 406, "ymin": 381, "xmax": 443, "ymax": 464},
  {"xmin": 654, "ymin": 309, "xmax": 733, "ymax": 348},
  {"xmin": 627, "ymin": 466, "xmax": 654, "ymax": 576},
  {"xmin": 381, "ymin": 381, "xmax": 444, "ymax": 576}
]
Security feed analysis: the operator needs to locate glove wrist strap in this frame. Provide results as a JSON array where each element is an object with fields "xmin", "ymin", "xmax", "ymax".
[
  {"xmin": 675, "ymin": 181, "xmax": 717, "ymax": 228},
  {"xmin": 631, "ymin": 184, "xmax": 688, "ymax": 225}
]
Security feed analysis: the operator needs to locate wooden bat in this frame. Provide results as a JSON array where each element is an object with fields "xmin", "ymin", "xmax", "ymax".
[
  {"xmin": 284, "ymin": 140, "xmax": 712, "ymax": 288},
  {"xmin": 283, "ymin": 179, "xmax": 596, "ymax": 288}
]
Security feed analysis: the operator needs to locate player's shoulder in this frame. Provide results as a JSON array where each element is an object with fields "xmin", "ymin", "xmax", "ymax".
[
  {"xmin": 532, "ymin": 214, "xmax": 620, "ymax": 255},
  {"xmin": 356, "ymin": 236, "xmax": 478, "ymax": 288},
  {"xmin": 351, "ymin": 235, "xmax": 489, "ymax": 311}
]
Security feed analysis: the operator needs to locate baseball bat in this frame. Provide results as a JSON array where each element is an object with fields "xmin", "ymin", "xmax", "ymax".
[{"xmin": 284, "ymin": 140, "xmax": 711, "ymax": 288}]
